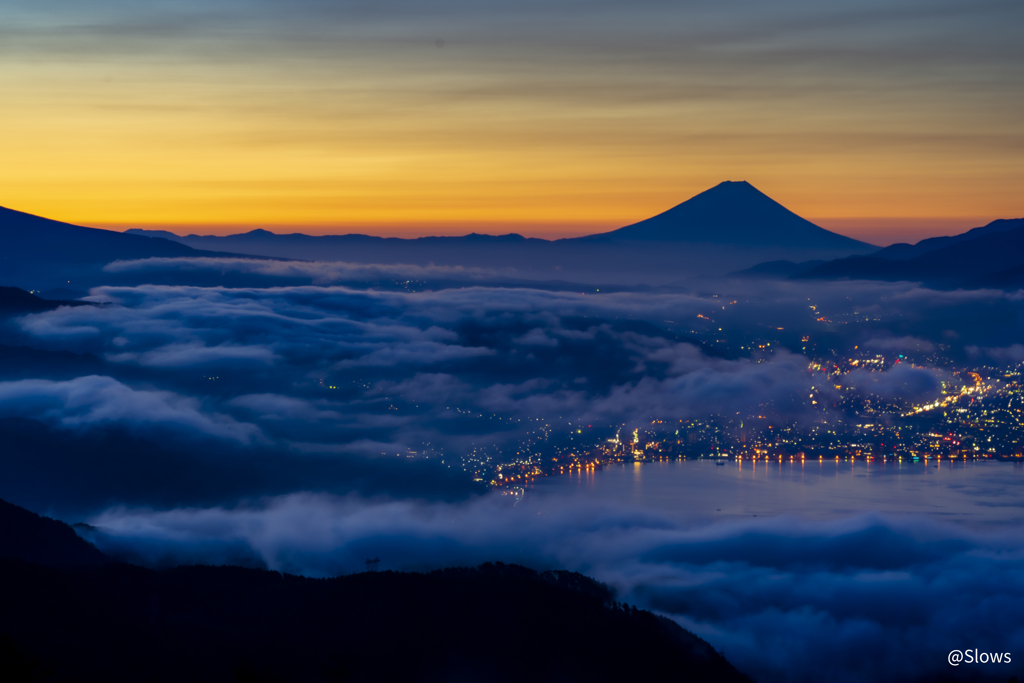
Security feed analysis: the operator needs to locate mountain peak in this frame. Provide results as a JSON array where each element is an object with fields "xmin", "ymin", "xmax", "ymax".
[{"xmin": 577, "ymin": 181, "xmax": 874, "ymax": 250}]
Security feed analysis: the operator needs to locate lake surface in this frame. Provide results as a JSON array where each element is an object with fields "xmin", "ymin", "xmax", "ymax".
[{"xmin": 525, "ymin": 458, "xmax": 1024, "ymax": 528}]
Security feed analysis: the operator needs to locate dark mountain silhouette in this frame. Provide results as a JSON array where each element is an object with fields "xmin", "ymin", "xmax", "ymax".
[
  {"xmin": 575, "ymin": 181, "xmax": 875, "ymax": 249},
  {"xmin": 0, "ymin": 498, "xmax": 107, "ymax": 567},
  {"xmin": 0, "ymin": 206, "xmax": 241, "ymax": 291},
  {"xmin": 968, "ymin": 263, "xmax": 1024, "ymax": 290},
  {"xmin": 797, "ymin": 222, "xmax": 1024, "ymax": 288},
  {"xmin": 131, "ymin": 182, "xmax": 872, "ymax": 251},
  {"xmin": 125, "ymin": 227, "xmax": 548, "ymax": 255},
  {"xmin": 2, "ymin": 183, "xmax": 874, "ymax": 288},
  {"xmin": 874, "ymin": 217, "xmax": 1024, "ymax": 260},
  {"xmin": 729, "ymin": 259, "xmax": 826, "ymax": 278},
  {"xmin": 0, "ymin": 205, "xmax": 197, "ymax": 263},
  {"xmin": 123, "ymin": 227, "xmax": 556, "ymax": 267},
  {"xmin": 0, "ymin": 286, "xmax": 90, "ymax": 316},
  {"xmin": 0, "ymin": 500, "xmax": 751, "ymax": 683},
  {"xmin": 36, "ymin": 287, "xmax": 89, "ymax": 300},
  {"xmin": 123, "ymin": 183, "xmax": 874, "ymax": 284}
]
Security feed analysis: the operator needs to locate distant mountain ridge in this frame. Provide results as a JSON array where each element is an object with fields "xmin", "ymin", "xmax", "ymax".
[
  {"xmin": 576, "ymin": 181, "xmax": 874, "ymax": 250},
  {"xmin": 0, "ymin": 205, "xmax": 241, "ymax": 291},
  {"xmin": 1, "ymin": 182, "xmax": 881, "ymax": 287},
  {"xmin": 0, "ymin": 286, "xmax": 90, "ymax": 315},
  {"xmin": 119, "ymin": 182, "xmax": 875, "ymax": 284},
  {"xmin": 729, "ymin": 259, "xmax": 826, "ymax": 279},
  {"xmin": 130, "ymin": 181, "xmax": 874, "ymax": 252},
  {"xmin": 0, "ymin": 205, "xmax": 197, "ymax": 263},
  {"xmin": 795, "ymin": 219, "xmax": 1024, "ymax": 288},
  {"xmin": 873, "ymin": 218, "xmax": 1024, "ymax": 260},
  {"xmin": 128, "ymin": 227, "xmax": 546, "ymax": 248},
  {"xmin": 731, "ymin": 215, "xmax": 1024, "ymax": 289}
]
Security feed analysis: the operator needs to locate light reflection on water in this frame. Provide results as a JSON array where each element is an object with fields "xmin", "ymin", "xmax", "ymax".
[{"xmin": 526, "ymin": 458, "xmax": 1024, "ymax": 528}]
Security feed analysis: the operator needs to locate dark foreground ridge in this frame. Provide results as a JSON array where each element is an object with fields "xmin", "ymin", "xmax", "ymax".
[
  {"xmin": 0, "ymin": 499, "xmax": 751, "ymax": 683},
  {"xmin": 0, "ymin": 499, "xmax": 107, "ymax": 568}
]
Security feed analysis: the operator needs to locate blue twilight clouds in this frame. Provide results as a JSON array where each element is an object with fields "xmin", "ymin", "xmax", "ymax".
[{"xmin": 2, "ymin": 269, "xmax": 1024, "ymax": 682}]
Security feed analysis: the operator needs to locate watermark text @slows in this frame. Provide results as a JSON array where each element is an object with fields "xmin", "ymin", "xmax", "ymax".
[{"xmin": 948, "ymin": 650, "xmax": 1012, "ymax": 666}]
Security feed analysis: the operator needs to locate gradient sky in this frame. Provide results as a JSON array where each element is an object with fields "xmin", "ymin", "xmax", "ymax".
[{"xmin": 2, "ymin": 0, "xmax": 1022, "ymax": 244}]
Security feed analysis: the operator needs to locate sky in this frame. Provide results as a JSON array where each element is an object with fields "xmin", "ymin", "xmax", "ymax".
[{"xmin": 2, "ymin": 0, "xmax": 1022, "ymax": 244}]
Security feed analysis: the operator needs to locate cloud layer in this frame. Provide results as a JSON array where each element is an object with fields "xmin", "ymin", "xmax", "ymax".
[
  {"xmin": 2, "ymin": 275, "xmax": 1024, "ymax": 682},
  {"xmin": 84, "ymin": 492, "xmax": 1024, "ymax": 683},
  {"xmin": 6, "ymin": 277, "xmax": 1017, "ymax": 471},
  {"xmin": 105, "ymin": 257, "xmax": 503, "ymax": 285},
  {"xmin": 0, "ymin": 375, "xmax": 260, "ymax": 442}
]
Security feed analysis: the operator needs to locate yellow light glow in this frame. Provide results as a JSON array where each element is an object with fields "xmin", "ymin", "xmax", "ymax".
[{"xmin": 1, "ymin": 48, "xmax": 1019, "ymax": 239}]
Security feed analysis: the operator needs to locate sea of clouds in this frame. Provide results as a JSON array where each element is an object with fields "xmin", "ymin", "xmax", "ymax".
[
  {"xmin": 81, "ymin": 492, "xmax": 1024, "ymax": 683},
  {"xmin": 3, "ymin": 262, "xmax": 1024, "ymax": 682}
]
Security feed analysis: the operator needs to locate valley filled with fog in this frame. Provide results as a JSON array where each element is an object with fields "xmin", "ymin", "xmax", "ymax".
[{"xmin": 4, "ymin": 265, "xmax": 1024, "ymax": 682}]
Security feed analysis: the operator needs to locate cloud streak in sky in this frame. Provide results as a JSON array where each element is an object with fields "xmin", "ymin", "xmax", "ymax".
[{"xmin": 3, "ymin": 0, "xmax": 1022, "ymax": 232}]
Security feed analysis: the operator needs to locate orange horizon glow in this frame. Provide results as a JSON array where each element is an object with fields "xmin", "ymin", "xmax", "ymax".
[{"xmin": 3, "ymin": 3, "xmax": 1021, "ymax": 248}]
